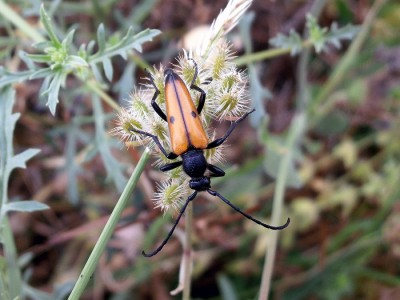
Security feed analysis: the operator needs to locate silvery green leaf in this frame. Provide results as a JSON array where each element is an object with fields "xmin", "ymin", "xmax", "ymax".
[
  {"xmin": 43, "ymin": 71, "xmax": 64, "ymax": 115},
  {"xmin": 217, "ymin": 274, "xmax": 238, "ymax": 300},
  {"xmin": 90, "ymin": 63, "xmax": 103, "ymax": 82},
  {"xmin": 8, "ymin": 149, "xmax": 40, "ymax": 172},
  {"xmin": 327, "ymin": 23, "xmax": 360, "ymax": 49},
  {"xmin": 66, "ymin": 55, "xmax": 89, "ymax": 68},
  {"xmin": 32, "ymin": 41, "xmax": 53, "ymax": 51},
  {"xmin": 29, "ymin": 67, "xmax": 54, "ymax": 80},
  {"xmin": 87, "ymin": 40, "xmax": 96, "ymax": 56},
  {"xmin": 97, "ymin": 24, "xmax": 106, "ymax": 52},
  {"xmin": 3, "ymin": 201, "xmax": 49, "ymax": 214},
  {"xmin": 19, "ymin": 50, "xmax": 36, "ymax": 69},
  {"xmin": 89, "ymin": 27, "xmax": 161, "ymax": 65},
  {"xmin": 26, "ymin": 54, "xmax": 52, "ymax": 63},
  {"xmin": 0, "ymin": 87, "xmax": 18, "ymax": 168},
  {"xmin": 102, "ymin": 57, "xmax": 113, "ymax": 81},
  {"xmin": 0, "ymin": 68, "xmax": 35, "ymax": 88},
  {"xmin": 62, "ymin": 29, "xmax": 76, "ymax": 50},
  {"xmin": 88, "ymin": 27, "xmax": 159, "ymax": 82},
  {"xmin": 40, "ymin": 4, "xmax": 61, "ymax": 48},
  {"xmin": 269, "ymin": 30, "xmax": 303, "ymax": 55},
  {"xmin": 0, "ymin": 87, "xmax": 42, "ymax": 222},
  {"xmin": 39, "ymin": 76, "xmax": 51, "ymax": 104}
]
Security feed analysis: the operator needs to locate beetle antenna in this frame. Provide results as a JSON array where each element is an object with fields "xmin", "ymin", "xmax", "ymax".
[
  {"xmin": 142, "ymin": 191, "xmax": 198, "ymax": 257},
  {"xmin": 187, "ymin": 58, "xmax": 199, "ymax": 88},
  {"xmin": 207, "ymin": 189, "xmax": 290, "ymax": 230}
]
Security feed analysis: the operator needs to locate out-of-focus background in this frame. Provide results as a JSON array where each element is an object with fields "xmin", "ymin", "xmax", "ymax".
[{"xmin": 1, "ymin": 0, "xmax": 399, "ymax": 299}]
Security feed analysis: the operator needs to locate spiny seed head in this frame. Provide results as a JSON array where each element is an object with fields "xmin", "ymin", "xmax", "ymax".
[
  {"xmin": 208, "ymin": 70, "xmax": 248, "ymax": 120},
  {"xmin": 129, "ymin": 89, "xmax": 151, "ymax": 118},
  {"xmin": 154, "ymin": 180, "xmax": 191, "ymax": 212},
  {"xmin": 111, "ymin": 108, "xmax": 147, "ymax": 144},
  {"xmin": 151, "ymin": 120, "xmax": 169, "ymax": 142},
  {"xmin": 206, "ymin": 42, "xmax": 235, "ymax": 80}
]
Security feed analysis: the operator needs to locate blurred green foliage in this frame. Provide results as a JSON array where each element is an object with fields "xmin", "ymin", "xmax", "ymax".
[{"xmin": 0, "ymin": 0, "xmax": 399, "ymax": 299}]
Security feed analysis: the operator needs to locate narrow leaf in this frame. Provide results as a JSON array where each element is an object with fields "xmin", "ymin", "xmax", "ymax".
[
  {"xmin": 40, "ymin": 4, "xmax": 61, "ymax": 47},
  {"xmin": 97, "ymin": 24, "xmax": 106, "ymax": 53},
  {"xmin": 66, "ymin": 55, "xmax": 89, "ymax": 68},
  {"xmin": 89, "ymin": 28, "xmax": 161, "ymax": 64},
  {"xmin": 44, "ymin": 71, "xmax": 64, "ymax": 115},
  {"xmin": 8, "ymin": 149, "xmax": 40, "ymax": 171},
  {"xmin": 3, "ymin": 201, "xmax": 49, "ymax": 214},
  {"xmin": 0, "ymin": 68, "xmax": 36, "ymax": 88},
  {"xmin": 62, "ymin": 29, "xmax": 76, "ymax": 50},
  {"xmin": 217, "ymin": 274, "xmax": 238, "ymax": 300},
  {"xmin": 26, "ymin": 54, "xmax": 51, "ymax": 63},
  {"xmin": 102, "ymin": 57, "xmax": 113, "ymax": 81},
  {"xmin": 29, "ymin": 67, "xmax": 53, "ymax": 80}
]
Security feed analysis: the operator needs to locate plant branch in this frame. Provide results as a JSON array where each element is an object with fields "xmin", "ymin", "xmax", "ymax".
[
  {"xmin": 68, "ymin": 148, "xmax": 151, "ymax": 300},
  {"xmin": 0, "ymin": 1, "xmax": 45, "ymax": 43},
  {"xmin": 258, "ymin": 113, "xmax": 305, "ymax": 300},
  {"xmin": 182, "ymin": 201, "xmax": 193, "ymax": 300},
  {"xmin": 234, "ymin": 40, "xmax": 312, "ymax": 66},
  {"xmin": 85, "ymin": 80, "xmax": 121, "ymax": 112}
]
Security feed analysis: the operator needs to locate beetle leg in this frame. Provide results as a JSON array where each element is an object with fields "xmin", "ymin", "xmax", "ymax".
[
  {"xmin": 188, "ymin": 58, "xmax": 206, "ymax": 114},
  {"xmin": 193, "ymin": 85, "xmax": 206, "ymax": 114},
  {"xmin": 130, "ymin": 128, "xmax": 178, "ymax": 160},
  {"xmin": 206, "ymin": 109, "xmax": 255, "ymax": 149},
  {"xmin": 145, "ymin": 69, "xmax": 167, "ymax": 122},
  {"xmin": 142, "ymin": 191, "xmax": 198, "ymax": 257},
  {"xmin": 207, "ymin": 164, "xmax": 225, "ymax": 177},
  {"xmin": 207, "ymin": 189, "xmax": 290, "ymax": 230},
  {"xmin": 160, "ymin": 161, "xmax": 183, "ymax": 172}
]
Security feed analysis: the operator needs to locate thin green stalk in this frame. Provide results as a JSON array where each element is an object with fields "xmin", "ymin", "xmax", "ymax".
[
  {"xmin": 68, "ymin": 148, "xmax": 151, "ymax": 300},
  {"xmin": 234, "ymin": 41, "xmax": 312, "ymax": 66},
  {"xmin": 258, "ymin": 113, "xmax": 305, "ymax": 300},
  {"xmin": 182, "ymin": 201, "xmax": 193, "ymax": 300},
  {"xmin": 0, "ymin": 1, "xmax": 45, "ymax": 43},
  {"xmin": 296, "ymin": 0, "xmax": 327, "ymax": 111},
  {"xmin": 2, "ymin": 217, "xmax": 23, "ymax": 299},
  {"xmin": 85, "ymin": 80, "xmax": 121, "ymax": 112}
]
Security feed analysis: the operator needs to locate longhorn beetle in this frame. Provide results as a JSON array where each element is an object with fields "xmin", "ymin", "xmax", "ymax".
[{"xmin": 133, "ymin": 59, "xmax": 290, "ymax": 257}]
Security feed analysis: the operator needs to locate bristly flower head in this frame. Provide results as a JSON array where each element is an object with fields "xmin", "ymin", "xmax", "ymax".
[{"xmin": 113, "ymin": 0, "xmax": 253, "ymax": 212}]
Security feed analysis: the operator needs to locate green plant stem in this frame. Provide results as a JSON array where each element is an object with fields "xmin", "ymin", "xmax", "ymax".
[
  {"xmin": 296, "ymin": 0, "xmax": 327, "ymax": 111},
  {"xmin": 68, "ymin": 148, "xmax": 151, "ymax": 300},
  {"xmin": 86, "ymin": 80, "xmax": 121, "ymax": 112},
  {"xmin": 0, "ymin": 3, "xmax": 120, "ymax": 113},
  {"xmin": 312, "ymin": 0, "xmax": 387, "ymax": 120},
  {"xmin": 182, "ymin": 201, "xmax": 193, "ymax": 300},
  {"xmin": 234, "ymin": 41, "xmax": 312, "ymax": 66},
  {"xmin": 258, "ymin": 114, "xmax": 305, "ymax": 300},
  {"xmin": 0, "ymin": 1, "xmax": 45, "ymax": 43},
  {"xmin": 1, "ymin": 217, "xmax": 23, "ymax": 299}
]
